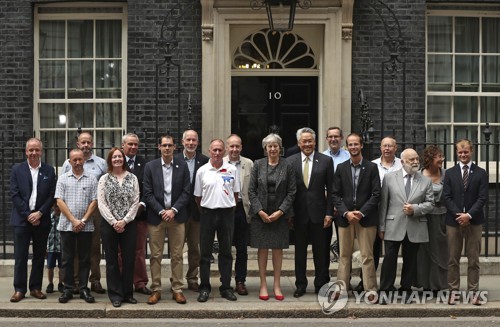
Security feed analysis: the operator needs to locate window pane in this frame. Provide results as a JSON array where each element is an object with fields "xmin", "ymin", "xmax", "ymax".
[
  {"xmin": 482, "ymin": 18, "xmax": 500, "ymax": 53},
  {"xmin": 68, "ymin": 60, "xmax": 93, "ymax": 98},
  {"xmin": 39, "ymin": 21, "xmax": 65, "ymax": 59},
  {"xmin": 454, "ymin": 96, "xmax": 478, "ymax": 122},
  {"xmin": 96, "ymin": 130, "xmax": 123, "ymax": 150},
  {"xmin": 427, "ymin": 54, "xmax": 452, "ymax": 91},
  {"xmin": 455, "ymin": 55, "xmax": 479, "ymax": 92},
  {"xmin": 427, "ymin": 16, "xmax": 452, "ymax": 52},
  {"xmin": 68, "ymin": 103, "xmax": 93, "ymax": 128},
  {"xmin": 455, "ymin": 125, "xmax": 478, "ymax": 143},
  {"xmin": 96, "ymin": 103, "xmax": 122, "ymax": 127},
  {"xmin": 40, "ymin": 131, "xmax": 67, "ymax": 168},
  {"xmin": 96, "ymin": 60, "xmax": 121, "ymax": 98},
  {"xmin": 40, "ymin": 103, "xmax": 66, "ymax": 128},
  {"xmin": 455, "ymin": 17, "xmax": 479, "ymax": 53},
  {"xmin": 96, "ymin": 20, "xmax": 122, "ymax": 58},
  {"xmin": 68, "ymin": 20, "xmax": 93, "ymax": 58},
  {"xmin": 427, "ymin": 96, "xmax": 451, "ymax": 122},
  {"xmin": 481, "ymin": 97, "xmax": 500, "ymax": 122},
  {"xmin": 426, "ymin": 125, "xmax": 452, "ymax": 158},
  {"xmin": 483, "ymin": 56, "xmax": 500, "ymax": 92},
  {"xmin": 39, "ymin": 60, "xmax": 65, "ymax": 99}
]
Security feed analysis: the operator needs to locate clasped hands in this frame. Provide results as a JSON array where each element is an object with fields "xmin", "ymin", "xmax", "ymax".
[
  {"xmin": 346, "ymin": 211, "xmax": 362, "ymax": 224},
  {"xmin": 456, "ymin": 213, "xmax": 471, "ymax": 227},
  {"xmin": 27, "ymin": 211, "xmax": 42, "ymax": 226},
  {"xmin": 161, "ymin": 209, "xmax": 176, "ymax": 223},
  {"xmin": 259, "ymin": 210, "xmax": 283, "ymax": 223}
]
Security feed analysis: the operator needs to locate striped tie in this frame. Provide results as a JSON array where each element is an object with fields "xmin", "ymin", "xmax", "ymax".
[{"xmin": 463, "ymin": 165, "xmax": 469, "ymax": 190}]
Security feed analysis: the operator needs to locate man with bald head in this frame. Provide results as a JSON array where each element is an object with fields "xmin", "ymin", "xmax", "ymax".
[{"xmin": 378, "ymin": 148, "xmax": 434, "ymax": 304}]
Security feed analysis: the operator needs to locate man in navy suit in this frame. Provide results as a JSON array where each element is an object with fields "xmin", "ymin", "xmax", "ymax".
[
  {"xmin": 122, "ymin": 133, "xmax": 151, "ymax": 295},
  {"xmin": 143, "ymin": 134, "xmax": 191, "ymax": 305},
  {"xmin": 443, "ymin": 139, "xmax": 488, "ymax": 306},
  {"xmin": 10, "ymin": 138, "xmax": 56, "ymax": 302},
  {"xmin": 289, "ymin": 127, "xmax": 334, "ymax": 297},
  {"xmin": 333, "ymin": 133, "xmax": 380, "ymax": 300},
  {"xmin": 174, "ymin": 129, "xmax": 209, "ymax": 292}
]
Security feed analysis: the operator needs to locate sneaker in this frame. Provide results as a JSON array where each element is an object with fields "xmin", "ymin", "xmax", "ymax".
[{"xmin": 46, "ymin": 283, "xmax": 54, "ymax": 293}]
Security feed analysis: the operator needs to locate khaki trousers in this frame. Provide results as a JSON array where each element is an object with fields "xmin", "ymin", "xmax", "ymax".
[
  {"xmin": 447, "ymin": 224, "xmax": 482, "ymax": 291},
  {"xmin": 148, "ymin": 220, "xmax": 185, "ymax": 293},
  {"xmin": 184, "ymin": 218, "xmax": 200, "ymax": 284},
  {"xmin": 337, "ymin": 223, "xmax": 377, "ymax": 292}
]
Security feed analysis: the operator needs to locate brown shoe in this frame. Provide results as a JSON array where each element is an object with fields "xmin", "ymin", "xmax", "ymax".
[
  {"xmin": 10, "ymin": 292, "xmax": 25, "ymax": 303},
  {"xmin": 147, "ymin": 291, "xmax": 161, "ymax": 305},
  {"xmin": 91, "ymin": 281, "xmax": 106, "ymax": 294},
  {"xmin": 172, "ymin": 292, "xmax": 187, "ymax": 304},
  {"xmin": 188, "ymin": 282, "xmax": 199, "ymax": 292},
  {"xmin": 29, "ymin": 289, "xmax": 47, "ymax": 299},
  {"xmin": 235, "ymin": 282, "xmax": 248, "ymax": 296}
]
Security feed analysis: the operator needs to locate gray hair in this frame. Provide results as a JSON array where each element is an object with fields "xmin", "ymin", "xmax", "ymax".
[
  {"xmin": 262, "ymin": 133, "xmax": 282, "ymax": 150},
  {"xmin": 296, "ymin": 127, "xmax": 316, "ymax": 141},
  {"xmin": 122, "ymin": 133, "xmax": 139, "ymax": 144}
]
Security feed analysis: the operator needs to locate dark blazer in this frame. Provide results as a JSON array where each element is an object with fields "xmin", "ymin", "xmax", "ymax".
[
  {"xmin": 10, "ymin": 161, "xmax": 56, "ymax": 227},
  {"xmin": 143, "ymin": 157, "xmax": 191, "ymax": 225},
  {"xmin": 248, "ymin": 158, "xmax": 296, "ymax": 218},
  {"xmin": 174, "ymin": 152, "xmax": 209, "ymax": 222},
  {"xmin": 127, "ymin": 155, "xmax": 148, "ymax": 221},
  {"xmin": 333, "ymin": 158, "xmax": 381, "ymax": 227},
  {"xmin": 288, "ymin": 151, "xmax": 334, "ymax": 224},
  {"xmin": 443, "ymin": 162, "xmax": 488, "ymax": 226}
]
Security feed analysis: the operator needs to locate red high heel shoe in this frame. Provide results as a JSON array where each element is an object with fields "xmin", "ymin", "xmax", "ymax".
[
  {"xmin": 259, "ymin": 294, "xmax": 269, "ymax": 301},
  {"xmin": 275, "ymin": 294, "xmax": 284, "ymax": 301}
]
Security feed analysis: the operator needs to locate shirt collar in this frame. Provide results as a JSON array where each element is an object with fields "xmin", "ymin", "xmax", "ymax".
[{"xmin": 301, "ymin": 151, "xmax": 314, "ymax": 162}]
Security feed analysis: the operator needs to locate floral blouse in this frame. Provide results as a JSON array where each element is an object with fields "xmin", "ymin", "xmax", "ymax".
[{"xmin": 97, "ymin": 172, "xmax": 140, "ymax": 226}]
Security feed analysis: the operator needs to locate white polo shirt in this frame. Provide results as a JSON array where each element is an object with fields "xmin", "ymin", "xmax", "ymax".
[{"xmin": 194, "ymin": 161, "xmax": 240, "ymax": 209}]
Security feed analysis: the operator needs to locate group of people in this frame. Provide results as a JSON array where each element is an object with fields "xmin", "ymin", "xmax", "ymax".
[{"xmin": 9, "ymin": 126, "xmax": 488, "ymax": 307}]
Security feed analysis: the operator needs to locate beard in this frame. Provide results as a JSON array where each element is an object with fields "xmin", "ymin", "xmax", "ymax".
[{"xmin": 403, "ymin": 163, "xmax": 419, "ymax": 174}]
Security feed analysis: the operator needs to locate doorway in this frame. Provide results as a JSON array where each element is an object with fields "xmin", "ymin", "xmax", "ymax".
[{"xmin": 231, "ymin": 76, "xmax": 318, "ymax": 161}]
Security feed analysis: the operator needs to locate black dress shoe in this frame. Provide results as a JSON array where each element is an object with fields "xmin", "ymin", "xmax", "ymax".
[
  {"xmin": 135, "ymin": 287, "xmax": 152, "ymax": 295},
  {"xmin": 79, "ymin": 288, "xmax": 95, "ymax": 303},
  {"xmin": 124, "ymin": 296, "xmax": 138, "ymax": 304},
  {"xmin": 59, "ymin": 290, "xmax": 73, "ymax": 303},
  {"xmin": 220, "ymin": 289, "xmax": 237, "ymax": 301},
  {"xmin": 112, "ymin": 300, "xmax": 122, "ymax": 308},
  {"xmin": 293, "ymin": 287, "xmax": 306, "ymax": 298},
  {"xmin": 46, "ymin": 283, "xmax": 54, "ymax": 293},
  {"xmin": 197, "ymin": 290, "xmax": 210, "ymax": 303}
]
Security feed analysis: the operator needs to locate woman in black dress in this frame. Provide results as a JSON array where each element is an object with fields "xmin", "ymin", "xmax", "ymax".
[{"xmin": 248, "ymin": 133, "xmax": 296, "ymax": 301}]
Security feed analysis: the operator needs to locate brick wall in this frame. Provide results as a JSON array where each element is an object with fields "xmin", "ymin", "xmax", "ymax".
[{"xmin": 351, "ymin": 0, "xmax": 426, "ymax": 147}]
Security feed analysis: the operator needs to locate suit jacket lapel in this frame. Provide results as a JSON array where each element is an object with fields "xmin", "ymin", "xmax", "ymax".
[
  {"xmin": 308, "ymin": 152, "xmax": 320, "ymax": 187},
  {"xmin": 409, "ymin": 173, "xmax": 421, "ymax": 200},
  {"xmin": 395, "ymin": 170, "xmax": 405, "ymax": 200}
]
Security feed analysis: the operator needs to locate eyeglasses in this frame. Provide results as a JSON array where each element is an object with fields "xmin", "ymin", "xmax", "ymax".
[{"xmin": 160, "ymin": 144, "xmax": 175, "ymax": 148}]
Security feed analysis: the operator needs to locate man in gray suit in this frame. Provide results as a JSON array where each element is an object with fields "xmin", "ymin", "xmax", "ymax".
[{"xmin": 378, "ymin": 148, "xmax": 434, "ymax": 303}]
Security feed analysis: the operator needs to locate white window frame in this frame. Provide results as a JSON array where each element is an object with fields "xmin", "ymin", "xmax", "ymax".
[
  {"xmin": 426, "ymin": 9, "xmax": 500, "ymax": 181},
  {"xmin": 34, "ymin": 2, "xmax": 128, "ymax": 149}
]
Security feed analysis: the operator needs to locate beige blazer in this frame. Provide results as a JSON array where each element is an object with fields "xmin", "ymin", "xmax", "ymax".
[{"xmin": 223, "ymin": 155, "xmax": 254, "ymax": 222}]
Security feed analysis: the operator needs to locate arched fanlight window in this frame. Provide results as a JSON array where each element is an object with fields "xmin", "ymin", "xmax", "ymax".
[{"xmin": 233, "ymin": 29, "xmax": 317, "ymax": 69}]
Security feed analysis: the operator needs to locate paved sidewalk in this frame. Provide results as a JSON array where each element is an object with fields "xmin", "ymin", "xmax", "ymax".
[{"xmin": 0, "ymin": 274, "xmax": 499, "ymax": 319}]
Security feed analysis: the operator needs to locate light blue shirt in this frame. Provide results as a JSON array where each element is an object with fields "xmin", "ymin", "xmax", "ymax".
[
  {"xmin": 323, "ymin": 148, "xmax": 350, "ymax": 172},
  {"xmin": 62, "ymin": 154, "xmax": 107, "ymax": 181}
]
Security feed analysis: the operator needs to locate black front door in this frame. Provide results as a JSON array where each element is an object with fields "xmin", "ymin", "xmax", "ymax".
[{"xmin": 231, "ymin": 76, "xmax": 318, "ymax": 161}]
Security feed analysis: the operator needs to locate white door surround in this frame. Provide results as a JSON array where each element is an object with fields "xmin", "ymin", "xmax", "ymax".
[{"xmin": 200, "ymin": 0, "xmax": 354, "ymax": 152}]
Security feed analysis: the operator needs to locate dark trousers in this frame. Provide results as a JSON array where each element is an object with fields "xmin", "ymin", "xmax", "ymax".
[
  {"xmin": 199, "ymin": 207, "xmax": 234, "ymax": 293},
  {"xmin": 324, "ymin": 223, "xmax": 333, "ymax": 263},
  {"xmin": 294, "ymin": 221, "xmax": 329, "ymax": 291},
  {"xmin": 13, "ymin": 225, "xmax": 50, "ymax": 293},
  {"xmin": 233, "ymin": 203, "xmax": 248, "ymax": 284},
  {"xmin": 380, "ymin": 234, "xmax": 419, "ymax": 291},
  {"xmin": 60, "ymin": 231, "xmax": 92, "ymax": 290},
  {"xmin": 101, "ymin": 220, "xmax": 137, "ymax": 302}
]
